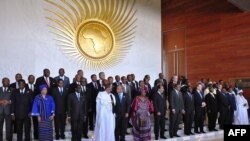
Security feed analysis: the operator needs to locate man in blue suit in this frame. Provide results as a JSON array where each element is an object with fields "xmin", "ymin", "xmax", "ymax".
[{"xmin": 54, "ymin": 68, "xmax": 70, "ymax": 89}]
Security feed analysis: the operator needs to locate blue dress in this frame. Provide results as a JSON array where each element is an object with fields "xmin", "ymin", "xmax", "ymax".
[{"xmin": 32, "ymin": 94, "xmax": 55, "ymax": 141}]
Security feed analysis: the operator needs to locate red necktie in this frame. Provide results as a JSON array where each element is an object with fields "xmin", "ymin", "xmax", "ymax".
[{"xmin": 45, "ymin": 77, "xmax": 50, "ymax": 88}]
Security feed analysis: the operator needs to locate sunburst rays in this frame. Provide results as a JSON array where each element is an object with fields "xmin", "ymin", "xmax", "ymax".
[{"xmin": 45, "ymin": 0, "xmax": 137, "ymax": 70}]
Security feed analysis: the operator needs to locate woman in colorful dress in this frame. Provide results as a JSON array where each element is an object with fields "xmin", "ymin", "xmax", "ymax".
[
  {"xmin": 32, "ymin": 84, "xmax": 55, "ymax": 141},
  {"xmin": 130, "ymin": 87, "xmax": 154, "ymax": 141}
]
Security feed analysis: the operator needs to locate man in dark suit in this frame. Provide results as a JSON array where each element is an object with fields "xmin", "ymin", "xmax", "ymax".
[
  {"xmin": 35, "ymin": 68, "xmax": 56, "ymax": 95},
  {"xmin": 10, "ymin": 73, "xmax": 22, "ymax": 89},
  {"xmin": 217, "ymin": 87, "xmax": 230, "ymax": 129},
  {"xmin": 226, "ymin": 87, "xmax": 236, "ymax": 125},
  {"xmin": 194, "ymin": 83, "xmax": 206, "ymax": 133},
  {"xmin": 154, "ymin": 73, "xmax": 168, "ymax": 97},
  {"xmin": 169, "ymin": 83, "xmax": 184, "ymax": 138},
  {"xmin": 112, "ymin": 75, "xmax": 121, "ymax": 94},
  {"xmin": 69, "ymin": 74, "xmax": 82, "ymax": 94},
  {"xmin": 0, "ymin": 77, "xmax": 13, "ymax": 141},
  {"xmin": 121, "ymin": 76, "xmax": 131, "ymax": 102},
  {"xmin": 114, "ymin": 85, "xmax": 130, "ymax": 141},
  {"xmin": 205, "ymin": 87, "xmax": 218, "ymax": 131},
  {"xmin": 67, "ymin": 85, "xmax": 88, "ymax": 141},
  {"xmin": 80, "ymin": 77, "xmax": 91, "ymax": 138},
  {"xmin": 153, "ymin": 85, "xmax": 167, "ymax": 140},
  {"xmin": 54, "ymin": 68, "xmax": 70, "ymax": 89},
  {"xmin": 11, "ymin": 79, "xmax": 33, "ymax": 141},
  {"xmin": 10, "ymin": 73, "xmax": 22, "ymax": 134},
  {"xmin": 52, "ymin": 79, "xmax": 68, "ymax": 139},
  {"xmin": 87, "ymin": 74, "xmax": 99, "ymax": 130},
  {"xmin": 131, "ymin": 74, "xmax": 139, "ymax": 91},
  {"xmin": 183, "ymin": 86, "xmax": 194, "ymax": 135},
  {"xmin": 97, "ymin": 72, "xmax": 105, "ymax": 92},
  {"xmin": 26, "ymin": 75, "xmax": 36, "ymax": 93}
]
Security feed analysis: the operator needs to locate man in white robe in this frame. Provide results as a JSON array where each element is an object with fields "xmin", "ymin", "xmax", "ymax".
[
  {"xmin": 234, "ymin": 90, "xmax": 249, "ymax": 125},
  {"xmin": 94, "ymin": 82, "xmax": 116, "ymax": 141}
]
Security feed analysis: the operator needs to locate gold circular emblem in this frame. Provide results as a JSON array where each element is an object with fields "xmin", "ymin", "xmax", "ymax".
[
  {"xmin": 76, "ymin": 20, "xmax": 114, "ymax": 59},
  {"xmin": 46, "ymin": 0, "xmax": 136, "ymax": 70}
]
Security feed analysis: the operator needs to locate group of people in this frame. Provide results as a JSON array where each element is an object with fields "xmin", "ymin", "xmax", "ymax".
[{"xmin": 0, "ymin": 68, "xmax": 249, "ymax": 141}]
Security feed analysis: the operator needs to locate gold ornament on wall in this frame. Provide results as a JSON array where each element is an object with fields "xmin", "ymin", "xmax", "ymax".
[{"xmin": 45, "ymin": 0, "xmax": 137, "ymax": 70}]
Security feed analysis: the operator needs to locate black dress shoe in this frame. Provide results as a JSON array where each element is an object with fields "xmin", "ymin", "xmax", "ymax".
[
  {"xmin": 190, "ymin": 132, "xmax": 194, "ymax": 135},
  {"xmin": 213, "ymin": 129, "xmax": 218, "ymax": 131},
  {"xmin": 160, "ymin": 136, "xmax": 167, "ymax": 139},
  {"xmin": 61, "ymin": 135, "xmax": 66, "ymax": 139},
  {"xmin": 195, "ymin": 131, "xmax": 200, "ymax": 134},
  {"xmin": 174, "ymin": 134, "xmax": 180, "ymax": 137},
  {"xmin": 55, "ymin": 135, "xmax": 60, "ymax": 140},
  {"xmin": 164, "ymin": 129, "xmax": 168, "ymax": 131},
  {"xmin": 184, "ymin": 133, "xmax": 190, "ymax": 135},
  {"xmin": 201, "ymin": 131, "xmax": 206, "ymax": 133},
  {"xmin": 155, "ymin": 137, "xmax": 159, "ymax": 140},
  {"xmin": 83, "ymin": 135, "xmax": 89, "ymax": 139},
  {"xmin": 125, "ymin": 131, "xmax": 130, "ymax": 135}
]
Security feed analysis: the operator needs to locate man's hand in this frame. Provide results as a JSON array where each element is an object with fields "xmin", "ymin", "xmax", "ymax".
[
  {"xmin": 49, "ymin": 115, "xmax": 54, "ymax": 121},
  {"xmin": 182, "ymin": 109, "xmax": 185, "ymax": 115},
  {"xmin": 157, "ymin": 112, "xmax": 161, "ymax": 116},
  {"xmin": 172, "ymin": 109, "xmax": 176, "ymax": 114},
  {"xmin": 125, "ymin": 113, "xmax": 129, "ymax": 118},
  {"xmin": 38, "ymin": 116, "xmax": 41, "ymax": 122},
  {"xmin": 201, "ymin": 102, "xmax": 206, "ymax": 107},
  {"xmin": 11, "ymin": 115, "xmax": 15, "ymax": 121}
]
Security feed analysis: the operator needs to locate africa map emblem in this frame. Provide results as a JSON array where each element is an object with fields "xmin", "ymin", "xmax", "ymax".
[{"xmin": 45, "ymin": 0, "xmax": 137, "ymax": 70}]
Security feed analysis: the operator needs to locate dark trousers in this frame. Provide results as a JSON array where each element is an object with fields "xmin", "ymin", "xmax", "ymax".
[
  {"xmin": 88, "ymin": 111, "xmax": 95, "ymax": 130},
  {"xmin": 194, "ymin": 109, "xmax": 205, "ymax": 132},
  {"xmin": 228, "ymin": 109, "xmax": 234, "ymax": 125},
  {"xmin": 184, "ymin": 112, "xmax": 193, "ymax": 134},
  {"xmin": 169, "ymin": 112, "xmax": 181, "ymax": 137},
  {"xmin": 54, "ymin": 113, "xmax": 66, "ymax": 137},
  {"xmin": 12, "ymin": 120, "xmax": 17, "ymax": 133},
  {"xmin": 207, "ymin": 112, "xmax": 217, "ymax": 131},
  {"xmin": 219, "ymin": 109, "xmax": 229, "ymax": 129},
  {"xmin": 0, "ymin": 114, "xmax": 12, "ymax": 141},
  {"xmin": 154, "ymin": 115, "xmax": 165, "ymax": 138},
  {"xmin": 115, "ymin": 116, "xmax": 128, "ymax": 141},
  {"xmin": 82, "ymin": 117, "xmax": 88, "ymax": 136},
  {"xmin": 32, "ymin": 116, "xmax": 38, "ymax": 139},
  {"xmin": 16, "ymin": 117, "xmax": 31, "ymax": 141},
  {"xmin": 71, "ymin": 119, "xmax": 83, "ymax": 141}
]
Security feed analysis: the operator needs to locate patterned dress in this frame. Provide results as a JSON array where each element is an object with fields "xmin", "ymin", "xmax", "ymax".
[
  {"xmin": 130, "ymin": 96, "xmax": 154, "ymax": 141},
  {"xmin": 32, "ymin": 94, "xmax": 55, "ymax": 141}
]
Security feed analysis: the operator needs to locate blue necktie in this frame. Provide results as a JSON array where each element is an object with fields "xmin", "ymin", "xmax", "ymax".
[{"xmin": 119, "ymin": 94, "xmax": 122, "ymax": 102}]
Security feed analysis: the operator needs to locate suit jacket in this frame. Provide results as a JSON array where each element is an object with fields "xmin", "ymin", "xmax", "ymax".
[
  {"xmin": 0, "ymin": 87, "xmax": 13, "ymax": 115},
  {"xmin": 35, "ymin": 76, "xmax": 56, "ymax": 95},
  {"xmin": 183, "ymin": 91, "xmax": 194, "ymax": 113},
  {"xmin": 217, "ymin": 92, "xmax": 230, "ymax": 112},
  {"xmin": 226, "ymin": 93, "xmax": 236, "ymax": 111},
  {"xmin": 121, "ymin": 83, "xmax": 132, "ymax": 101},
  {"xmin": 114, "ymin": 93, "xmax": 130, "ymax": 117},
  {"xmin": 67, "ymin": 92, "xmax": 88, "ymax": 121},
  {"xmin": 10, "ymin": 82, "xmax": 18, "ymax": 89},
  {"xmin": 52, "ymin": 87, "xmax": 68, "ymax": 115},
  {"xmin": 170, "ymin": 89, "xmax": 184, "ymax": 113},
  {"xmin": 12, "ymin": 88, "xmax": 33, "ymax": 119},
  {"xmin": 153, "ymin": 92, "xmax": 167, "ymax": 116},
  {"xmin": 205, "ymin": 93, "xmax": 218, "ymax": 113},
  {"xmin": 112, "ymin": 81, "xmax": 121, "ymax": 94},
  {"xmin": 68, "ymin": 82, "xmax": 80, "ymax": 94},
  {"xmin": 87, "ymin": 82, "xmax": 99, "ymax": 111},
  {"xmin": 54, "ymin": 75, "xmax": 70, "ymax": 88},
  {"xmin": 193, "ymin": 90, "xmax": 205, "ymax": 113},
  {"xmin": 97, "ymin": 80, "xmax": 105, "ymax": 92}
]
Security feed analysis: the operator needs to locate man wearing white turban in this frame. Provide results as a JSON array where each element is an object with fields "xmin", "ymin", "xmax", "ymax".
[{"xmin": 234, "ymin": 90, "xmax": 249, "ymax": 125}]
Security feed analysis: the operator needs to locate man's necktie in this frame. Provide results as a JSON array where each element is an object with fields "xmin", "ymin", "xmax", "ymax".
[
  {"xmin": 45, "ymin": 77, "xmax": 50, "ymax": 87},
  {"xmin": 119, "ymin": 94, "xmax": 122, "ymax": 102}
]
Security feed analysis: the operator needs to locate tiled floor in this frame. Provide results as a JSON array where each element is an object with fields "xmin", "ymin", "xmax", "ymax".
[{"xmin": 6, "ymin": 120, "xmax": 224, "ymax": 141}]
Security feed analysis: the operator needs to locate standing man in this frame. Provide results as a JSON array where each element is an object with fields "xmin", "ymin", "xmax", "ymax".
[
  {"xmin": 10, "ymin": 73, "xmax": 22, "ymax": 89},
  {"xmin": 87, "ymin": 74, "xmax": 99, "ymax": 130},
  {"xmin": 0, "ymin": 77, "xmax": 13, "ymax": 141},
  {"xmin": 54, "ymin": 68, "xmax": 70, "ymax": 89},
  {"xmin": 169, "ymin": 83, "xmax": 185, "ymax": 138},
  {"xmin": 67, "ymin": 85, "xmax": 88, "ymax": 141},
  {"xmin": 97, "ymin": 72, "xmax": 106, "ymax": 91},
  {"xmin": 153, "ymin": 85, "xmax": 167, "ymax": 140},
  {"xmin": 112, "ymin": 75, "xmax": 121, "ymax": 94},
  {"xmin": 205, "ymin": 87, "xmax": 218, "ymax": 131},
  {"xmin": 114, "ymin": 85, "xmax": 130, "ymax": 141},
  {"xmin": 217, "ymin": 87, "xmax": 230, "ymax": 129},
  {"xmin": 194, "ymin": 83, "xmax": 206, "ymax": 133},
  {"xmin": 131, "ymin": 74, "xmax": 139, "ymax": 92},
  {"xmin": 26, "ymin": 75, "xmax": 36, "ymax": 93},
  {"xmin": 183, "ymin": 86, "xmax": 194, "ymax": 135},
  {"xmin": 52, "ymin": 79, "xmax": 68, "ymax": 139},
  {"xmin": 12, "ymin": 79, "xmax": 33, "ymax": 141},
  {"xmin": 154, "ymin": 73, "xmax": 168, "ymax": 98},
  {"xmin": 121, "ymin": 76, "xmax": 131, "ymax": 102},
  {"xmin": 69, "ymin": 74, "xmax": 82, "ymax": 94},
  {"xmin": 35, "ymin": 68, "xmax": 56, "ymax": 95}
]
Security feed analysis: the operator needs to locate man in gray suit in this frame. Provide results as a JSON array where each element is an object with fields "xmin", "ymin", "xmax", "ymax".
[
  {"xmin": 54, "ymin": 68, "xmax": 70, "ymax": 89},
  {"xmin": 121, "ymin": 76, "xmax": 131, "ymax": 102},
  {"xmin": 169, "ymin": 83, "xmax": 185, "ymax": 138},
  {"xmin": 0, "ymin": 77, "xmax": 13, "ymax": 141}
]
